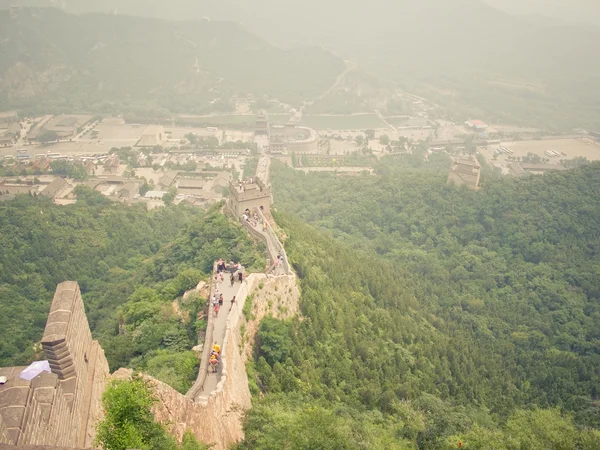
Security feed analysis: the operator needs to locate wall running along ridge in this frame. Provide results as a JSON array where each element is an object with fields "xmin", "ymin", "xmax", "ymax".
[{"xmin": 113, "ymin": 272, "xmax": 299, "ymax": 450}]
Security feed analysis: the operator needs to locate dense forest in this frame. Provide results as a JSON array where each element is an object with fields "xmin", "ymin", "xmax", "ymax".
[
  {"xmin": 236, "ymin": 160, "xmax": 600, "ymax": 448},
  {"xmin": 0, "ymin": 191, "xmax": 264, "ymax": 392}
]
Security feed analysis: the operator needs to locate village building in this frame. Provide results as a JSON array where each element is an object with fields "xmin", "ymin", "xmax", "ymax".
[
  {"xmin": 103, "ymin": 155, "xmax": 119, "ymax": 174},
  {"xmin": 116, "ymin": 182, "xmax": 140, "ymax": 200},
  {"xmin": 447, "ymin": 158, "xmax": 481, "ymax": 190},
  {"xmin": 40, "ymin": 178, "xmax": 69, "ymax": 199},
  {"xmin": 145, "ymin": 190, "xmax": 168, "ymax": 200},
  {"xmin": 137, "ymin": 125, "xmax": 165, "ymax": 147},
  {"xmin": 464, "ymin": 120, "xmax": 488, "ymax": 131},
  {"xmin": 28, "ymin": 115, "xmax": 92, "ymax": 142},
  {"xmin": 177, "ymin": 178, "xmax": 205, "ymax": 195},
  {"xmin": 158, "ymin": 171, "xmax": 178, "ymax": 189}
]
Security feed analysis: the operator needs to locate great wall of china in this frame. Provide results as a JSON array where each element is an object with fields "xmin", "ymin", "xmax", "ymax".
[{"xmin": 0, "ymin": 153, "xmax": 300, "ymax": 449}]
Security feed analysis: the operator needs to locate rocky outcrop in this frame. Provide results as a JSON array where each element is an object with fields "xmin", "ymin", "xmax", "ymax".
[{"xmin": 241, "ymin": 274, "xmax": 300, "ymax": 362}]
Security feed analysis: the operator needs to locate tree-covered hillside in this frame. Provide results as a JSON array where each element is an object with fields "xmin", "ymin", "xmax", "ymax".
[
  {"xmin": 0, "ymin": 8, "xmax": 343, "ymax": 115},
  {"xmin": 237, "ymin": 161, "xmax": 600, "ymax": 448},
  {"xmin": 0, "ymin": 192, "xmax": 264, "ymax": 392}
]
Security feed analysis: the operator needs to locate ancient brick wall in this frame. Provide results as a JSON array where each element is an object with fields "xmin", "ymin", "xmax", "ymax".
[
  {"xmin": 0, "ymin": 282, "xmax": 109, "ymax": 448},
  {"xmin": 112, "ymin": 272, "xmax": 300, "ymax": 450},
  {"xmin": 0, "ymin": 415, "xmax": 11, "ymax": 444}
]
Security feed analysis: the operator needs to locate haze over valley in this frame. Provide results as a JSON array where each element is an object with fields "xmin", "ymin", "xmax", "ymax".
[{"xmin": 0, "ymin": 1, "xmax": 599, "ymax": 449}]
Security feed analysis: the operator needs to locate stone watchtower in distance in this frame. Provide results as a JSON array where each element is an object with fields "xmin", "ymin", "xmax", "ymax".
[
  {"xmin": 255, "ymin": 114, "xmax": 269, "ymax": 137},
  {"xmin": 228, "ymin": 178, "xmax": 271, "ymax": 217}
]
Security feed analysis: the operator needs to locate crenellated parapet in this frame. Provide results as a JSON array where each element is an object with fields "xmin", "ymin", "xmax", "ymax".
[
  {"xmin": 0, "ymin": 282, "xmax": 109, "ymax": 448},
  {"xmin": 228, "ymin": 178, "xmax": 271, "ymax": 217}
]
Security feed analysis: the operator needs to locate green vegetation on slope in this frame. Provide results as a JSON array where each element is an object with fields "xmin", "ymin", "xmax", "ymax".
[
  {"xmin": 237, "ymin": 161, "xmax": 600, "ymax": 448},
  {"xmin": 0, "ymin": 192, "xmax": 264, "ymax": 392},
  {"xmin": 96, "ymin": 376, "xmax": 207, "ymax": 450}
]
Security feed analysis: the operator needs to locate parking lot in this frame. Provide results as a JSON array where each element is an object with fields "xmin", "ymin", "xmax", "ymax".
[{"xmin": 480, "ymin": 139, "xmax": 600, "ymax": 166}]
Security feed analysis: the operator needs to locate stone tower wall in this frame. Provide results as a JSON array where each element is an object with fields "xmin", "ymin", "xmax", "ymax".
[
  {"xmin": 0, "ymin": 282, "xmax": 109, "ymax": 448},
  {"xmin": 0, "ymin": 416, "xmax": 11, "ymax": 444}
]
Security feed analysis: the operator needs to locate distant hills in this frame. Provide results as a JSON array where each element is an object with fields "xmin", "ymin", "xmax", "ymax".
[
  {"xmin": 1, "ymin": 1, "xmax": 599, "ymax": 129},
  {"xmin": 0, "ymin": 7, "xmax": 344, "ymax": 116}
]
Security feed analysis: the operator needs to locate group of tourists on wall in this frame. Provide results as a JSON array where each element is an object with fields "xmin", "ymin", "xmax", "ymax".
[
  {"xmin": 242, "ymin": 208, "xmax": 260, "ymax": 227},
  {"xmin": 212, "ymin": 293, "xmax": 237, "ymax": 316},
  {"xmin": 209, "ymin": 258, "xmax": 243, "ymax": 374}
]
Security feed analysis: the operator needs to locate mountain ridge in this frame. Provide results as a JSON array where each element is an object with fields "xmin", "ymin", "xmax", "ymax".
[{"xmin": 0, "ymin": 7, "xmax": 344, "ymax": 115}]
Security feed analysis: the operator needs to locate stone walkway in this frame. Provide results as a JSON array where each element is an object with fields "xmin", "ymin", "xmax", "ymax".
[{"xmin": 196, "ymin": 274, "xmax": 244, "ymax": 397}]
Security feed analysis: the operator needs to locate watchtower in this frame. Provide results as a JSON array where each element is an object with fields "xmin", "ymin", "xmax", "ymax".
[
  {"xmin": 255, "ymin": 114, "xmax": 269, "ymax": 137},
  {"xmin": 229, "ymin": 178, "xmax": 271, "ymax": 217}
]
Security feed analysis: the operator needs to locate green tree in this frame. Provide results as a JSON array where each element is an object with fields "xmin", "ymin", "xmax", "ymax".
[
  {"xmin": 38, "ymin": 130, "xmax": 58, "ymax": 144},
  {"xmin": 95, "ymin": 377, "xmax": 177, "ymax": 450}
]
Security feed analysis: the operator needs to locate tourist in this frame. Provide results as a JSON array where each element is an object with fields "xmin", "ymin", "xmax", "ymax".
[
  {"xmin": 238, "ymin": 271, "xmax": 243, "ymax": 283},
  {"xmin": 230, "ymin": 273, "xmax": 235, "ymax": 287},
  {"xmin": 214, "ymin": 303, "xmax": 220, "ymax": 317},
  {"xmin": 219, "ymin": 294, "xmax": 224, "ymax": 307},
  {"xmin": 212, "ymin": 294, "xmax": 217, "ymax": 308},
  {"xmin": 210, "ymin": 355, "xmax": 218, "ymax": 373},
  {"xmin": 230, "ymin": 296, "xmax": 236, "ymax": 311}
]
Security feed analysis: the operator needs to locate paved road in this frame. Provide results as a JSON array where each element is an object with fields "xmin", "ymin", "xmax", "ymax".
[{"xmin": 196, "ymin": 274, "xmax": 244, "ymax": 397}]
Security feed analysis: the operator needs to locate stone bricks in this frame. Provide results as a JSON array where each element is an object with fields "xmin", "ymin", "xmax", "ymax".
[{"xmin": 0, "ymin": 281, "xmax": 109, "ymax": 448}]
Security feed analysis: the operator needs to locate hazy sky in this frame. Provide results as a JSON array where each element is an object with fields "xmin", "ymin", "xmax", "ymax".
[
  {"xmin": 1, "ymin": 0, "xmax": 599, "ymax": 27},
  {"xmin": 485, "ymin": 0, "xmax": 600, "ymax": 25}
]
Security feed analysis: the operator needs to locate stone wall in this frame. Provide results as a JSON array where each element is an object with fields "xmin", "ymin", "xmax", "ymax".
[
  {"xmin": 112, "ymin": 272, "xmax": 300, "ymax": 450},
  {"xmin": 0, "ymin": 282, "xmax": 109, "ymax": 448},
  {"xmin": 0, "ymin": 414, "xmax": 12, "ymax": 444}
]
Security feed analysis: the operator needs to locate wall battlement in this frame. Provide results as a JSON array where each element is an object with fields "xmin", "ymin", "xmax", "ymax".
[
  {"xmin": 0, "ymin": 282, "xmax": 109, "ymax": 448},
  {"xmin": 229, "ymin": 178, "xmax": 271, "ymax": 216}
]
